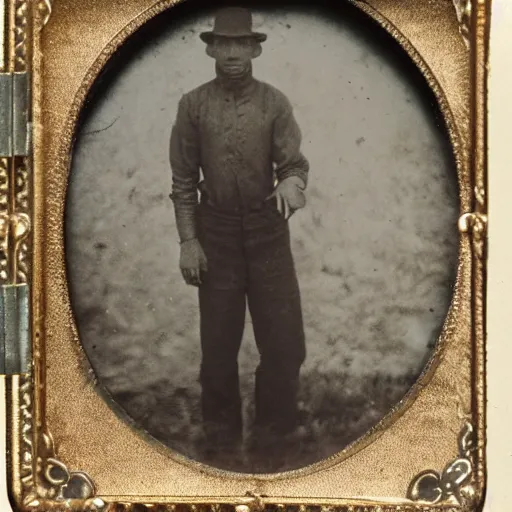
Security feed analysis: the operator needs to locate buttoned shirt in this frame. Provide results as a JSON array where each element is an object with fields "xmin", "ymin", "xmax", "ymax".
[{"xmin": 169, "ymin": 73, "xmax": 309, "ymax": 242}]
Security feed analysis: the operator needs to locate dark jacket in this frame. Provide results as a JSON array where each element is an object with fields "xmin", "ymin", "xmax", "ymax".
[{"xmin": 170, "ymin": 75, "xmax": 309, "ymax": 242}]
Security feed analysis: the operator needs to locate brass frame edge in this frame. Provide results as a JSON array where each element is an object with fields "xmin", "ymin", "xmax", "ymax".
[
  {"xmin": 4, "ymin": 0, "xmax": 488, "ymax": 511},
  {"xmin": 468, "ymin": 0, "xmax": 489, "ymax": 503}
]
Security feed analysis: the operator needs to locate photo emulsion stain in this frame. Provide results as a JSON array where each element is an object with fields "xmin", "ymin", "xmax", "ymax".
[{"xmin": 66, "ymin": 4, "xmax": 459, "ymax": 474}]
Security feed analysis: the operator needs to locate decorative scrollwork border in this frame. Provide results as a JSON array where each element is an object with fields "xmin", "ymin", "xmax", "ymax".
[
  {"xmin": 0, "ymin": 157, "xmax": 9, "ymax": 284},
  {"xmin": 14, "ymin": 0, "xmax": 29, "ymax": 70},
  {"xmin": 13, "ymin": 158, "xmax": 31, "ymax": 283},
  {"xmin": 16, "ymin": 499, "xmax": 479, "ymax": 512}
]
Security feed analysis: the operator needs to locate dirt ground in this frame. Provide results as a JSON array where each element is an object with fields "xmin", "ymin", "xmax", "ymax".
[{"xmin": 65, "ymin": 6, "xmax": 459, "ymax": 473}]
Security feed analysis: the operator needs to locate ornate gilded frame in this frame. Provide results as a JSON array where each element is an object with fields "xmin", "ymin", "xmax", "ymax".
[{"xmin": 1, "ymin": 0, "xmax": 489, "ymax": 511}]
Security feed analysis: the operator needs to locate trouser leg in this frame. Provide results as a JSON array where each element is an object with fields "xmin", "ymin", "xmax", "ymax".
[
  {"xmin": 245, "ymin": 209, "xmax": 306, "ymax": 435},
  {"xmin": 199, "ymin": 286, "xmax": 246, "ymax": 447},
  {"xmin": 196, "ymin": 204, "xmax": 247, "ymax": 450}
]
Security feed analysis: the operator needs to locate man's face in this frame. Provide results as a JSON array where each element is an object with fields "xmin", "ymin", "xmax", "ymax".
[{"xmin": 209, "ymin": 36, "xmax": 259, "ymax": 76}]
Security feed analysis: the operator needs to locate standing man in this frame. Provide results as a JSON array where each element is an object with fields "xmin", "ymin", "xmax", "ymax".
[{"xmin": 170, "ymin": 7, "xmax": 309, "ymax": 465}]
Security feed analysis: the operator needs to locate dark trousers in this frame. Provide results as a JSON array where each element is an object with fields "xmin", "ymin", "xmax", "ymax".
[{"xmin": 196, "ymin": 201, "xmax": 306, "ymax": 447}]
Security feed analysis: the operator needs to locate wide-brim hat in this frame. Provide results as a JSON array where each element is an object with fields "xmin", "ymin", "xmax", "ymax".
[{"xmin": 200, "ymin": 7, "xmax": 267, "ymax": 43}]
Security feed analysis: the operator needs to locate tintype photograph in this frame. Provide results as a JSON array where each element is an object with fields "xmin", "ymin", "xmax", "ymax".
[{"xmin": 65, "ymin": 2, "xmax": 459, "ymax": 474}]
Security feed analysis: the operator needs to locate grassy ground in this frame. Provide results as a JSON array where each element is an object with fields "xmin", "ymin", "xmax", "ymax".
[{"xmin": 111, "ymin": 360, "xmax": 418, "ymax": 473}]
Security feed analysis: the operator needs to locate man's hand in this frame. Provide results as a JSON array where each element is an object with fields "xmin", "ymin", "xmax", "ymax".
[
  {"xmin": 180, "ymin": 238, "xmax": 208, "ymax": 287},
  {"xmin": 268, "ymin": 176, "xmax": 306, "ymax": 219}
]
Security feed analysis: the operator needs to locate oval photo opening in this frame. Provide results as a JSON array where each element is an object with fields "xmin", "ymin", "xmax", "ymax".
[{"xmin": 66, "ymin": 1, "xmax": 459, "ymax": 474}]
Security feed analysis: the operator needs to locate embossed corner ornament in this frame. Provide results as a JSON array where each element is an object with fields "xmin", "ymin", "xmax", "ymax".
[
  {"xmin": 453, "ymin": 0, "xmax": 472, "ymax": 45},
  {"xmin": 22, "ymin": 428, "xmax": 100, "ymax": 509},
  {"xmin": 407, "ymin": 422, "xmax": 477, "ymax": 508},
  {"xmin": 38, "ymin": 0, "xmax": 53, "ymax": 27}
]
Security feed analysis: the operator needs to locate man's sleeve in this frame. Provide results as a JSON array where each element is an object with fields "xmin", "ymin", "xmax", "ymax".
[
  {"xmin": 169, "ymin": 94, "xmax": 200, "ymax": 242},
  {"xmin": 272, "ymin": 91, "xmax": 309, "ymax": 187}
]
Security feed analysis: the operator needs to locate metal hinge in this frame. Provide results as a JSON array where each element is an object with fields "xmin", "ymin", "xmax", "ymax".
[
  {"xmin": 0, "ymin": 71, "xmax": 30, "ymax": 157},
  {"xmin": 0, "ymin": 283, "xmax": 30, "ymax": 374},
  {"xmin": 0, "ymin": 68, "xmax": 31, "ymax": 375}
]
